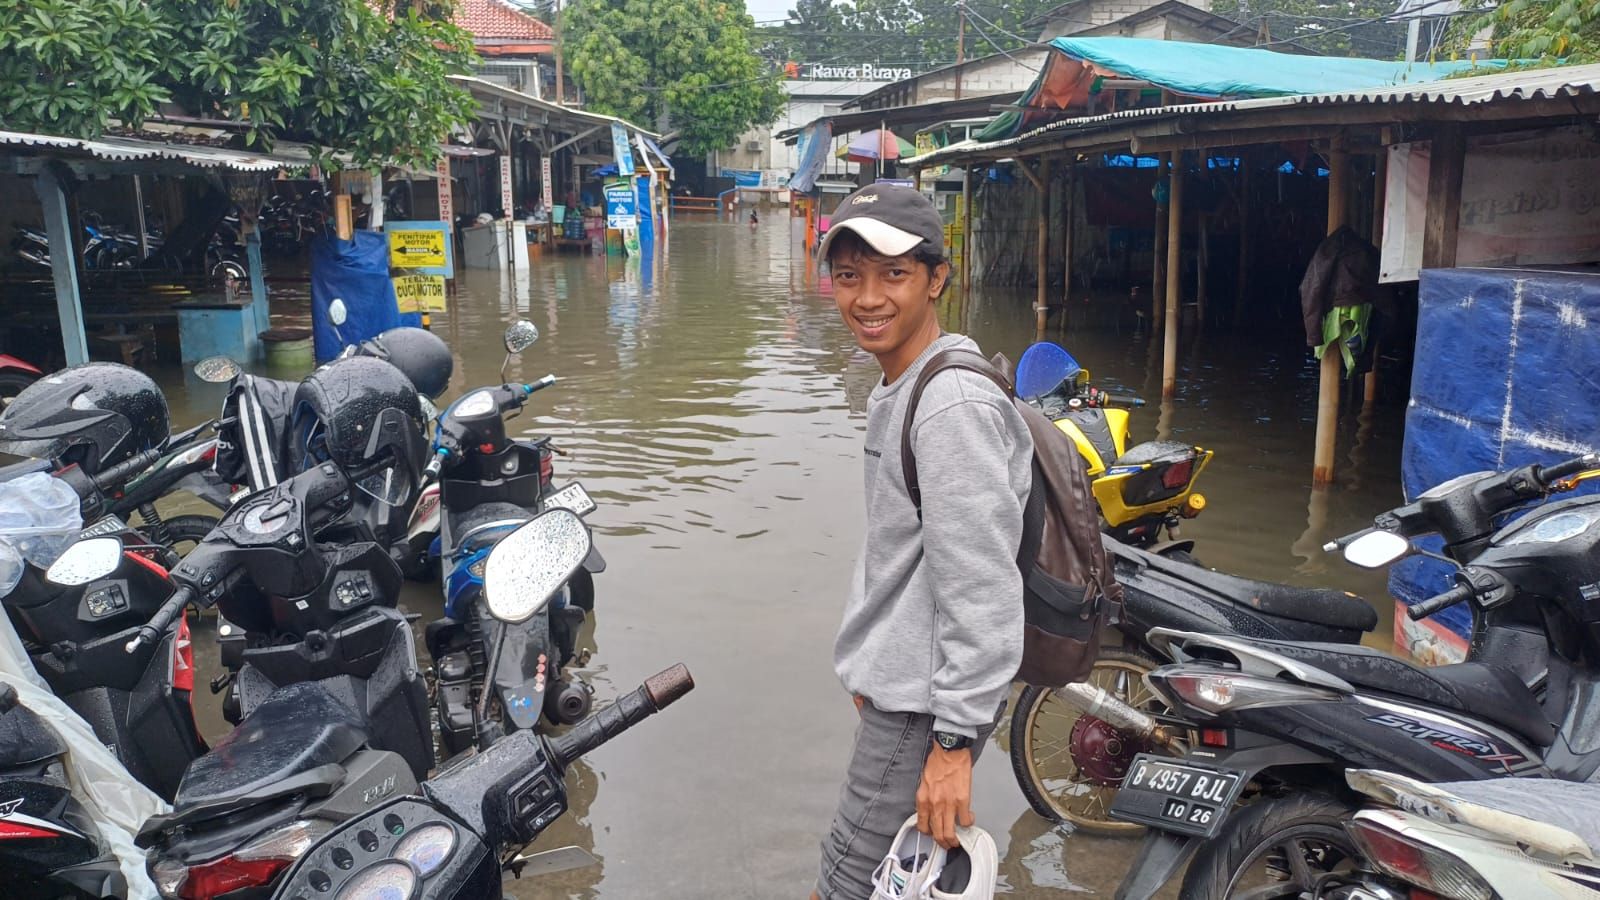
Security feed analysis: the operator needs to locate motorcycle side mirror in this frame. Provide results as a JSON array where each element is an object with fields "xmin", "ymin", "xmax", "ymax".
[
  {"xmin": 504, "ymin": 320, "xmax": 539, "ymax": 354},
  {"xmin": 193, "ymin": 356, "xmax": 242, "ymax": 383},
  {"xmin": 501, "ymin": 320, "xmax": 539, "ymax": 381},
  {"xmin": 46, "ymin": 537, "xmax": 122, "ymax": 586},
  {"xmin": 328, "ymin": 299, "xmax": 348, "ymax": 327},
  {"xmin": 483, "ymin": 509, "xmax": 590, "ymax": 624},
  {"xmin": 1343, "ymin": 530, "xmax": 1411, "ymax": 569}
]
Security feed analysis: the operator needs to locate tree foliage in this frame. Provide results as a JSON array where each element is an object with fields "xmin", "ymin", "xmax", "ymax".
[
  {"xmin": 1210, "ymin": 0, "xmax": 1404, "ymax": 58},
  {"xmin": 0, "ymin": 0, "xmax": 477, "ymax": 169},
  {"xmin": 762, "ymin": 0, "xmax": 1060, "ymax": 70},
  {"xmin": 566, "ymin": 0, "xmax": 785, "ymax": 155},
  {"xmin": 1449, "ymin": 0, "xmax": 1600, "ymax": 64}
]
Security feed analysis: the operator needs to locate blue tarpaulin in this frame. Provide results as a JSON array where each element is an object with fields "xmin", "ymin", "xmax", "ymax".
[
  {"xmin": 309, "ymin": 232, "xmax": 400, "ymax": 363},
  {"xmin": 1393, "ymin": 268, "xmax": 1600, "ymax": 640},
  {"xmin": 1050, "ymin": 37, "xmax": 1509, "ymax": 99}
]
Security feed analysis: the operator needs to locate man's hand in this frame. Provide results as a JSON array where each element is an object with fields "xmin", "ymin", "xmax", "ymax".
[
  {"xmin": 916, "ymin": 744, "xmax": 974, "ymax": 850},
  {"xmin": 853, "ymin": 695, "xmax": 865, "ymax": 713}
]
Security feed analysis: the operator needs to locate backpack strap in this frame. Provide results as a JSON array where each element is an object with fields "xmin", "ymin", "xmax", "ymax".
[{"xmin": 900, "ymin": 349, "xmax": 1013, "ymax": 510}]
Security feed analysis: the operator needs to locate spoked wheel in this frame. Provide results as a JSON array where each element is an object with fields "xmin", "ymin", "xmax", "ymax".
[
  {"xmin": 1180, "ymin": 794, "xmax": 1360, "ymax": 900},
  {"xmin": 1009, "ymin": 647, "xmax": 1163, "ymax": 835}
]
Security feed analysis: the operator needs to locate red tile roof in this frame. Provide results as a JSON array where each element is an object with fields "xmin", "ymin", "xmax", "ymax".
[{"xmin": 454, "ymin": 0, "xmax": 555, "ymax": 41}]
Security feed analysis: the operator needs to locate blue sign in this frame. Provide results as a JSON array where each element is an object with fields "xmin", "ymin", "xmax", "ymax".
[
  {"xmin": 725, "ymin": 169, "xmax": 762, "ymax": 188},
  {"xmin": 610, "ymin": 123, "xmax": 635, "ymax": 178},
  {"xmin": 604, "ymin": 183, "xmax": 637, "ymax": 229}
]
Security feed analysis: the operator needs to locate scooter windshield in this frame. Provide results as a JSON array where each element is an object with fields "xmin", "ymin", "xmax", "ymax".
[{"xmin": 1015, "ymin": 342, "xmax": 1084, "ymax": 400}]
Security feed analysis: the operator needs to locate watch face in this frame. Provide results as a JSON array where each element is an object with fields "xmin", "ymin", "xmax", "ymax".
[{"xmin": 936, "ymin": 732, "xmax": 962, "ymax": 750}]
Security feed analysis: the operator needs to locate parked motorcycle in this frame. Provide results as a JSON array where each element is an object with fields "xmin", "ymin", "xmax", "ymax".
[
  {"xmin": 270, "ymin": 509, "xmax": 692, "ymax": 900},
  {"xmin": 0, "ymin": 354, "xmax": 42, "ymax": 409},
  {"xmin": 1318, "ymin": 768, "xmax": 1600, "ymax": 900},
  {"xmin": 1014, "ymin": 341, "xmax": 1211, "ymax": 551},
  {"xmin": 1006, "ymin": 537, "xmax": 1377, "ymax": 832},
  {"xmin": 424, "ymin": 320, "xmax": 603, "ymax": 757},
  {"xmin": 1104, "ymin": 452, "xmax": 1600, "ymax": 900},
  {"xmin": 135, "ymin": 357, "xmax": 438, "ymax": 899}
]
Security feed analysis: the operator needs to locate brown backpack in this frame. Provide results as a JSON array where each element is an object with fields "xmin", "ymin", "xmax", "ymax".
[{"xmin": 901, "ymin": 348, "xmax": 1121, "ymax": 688}]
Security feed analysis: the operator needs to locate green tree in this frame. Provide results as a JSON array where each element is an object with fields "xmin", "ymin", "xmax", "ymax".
[
  {"xmin": 0, "ymin": 0, "xmax": 477, "ymax": 169},
  {"xmin": 565, "ymin": 0, "xmax": 785, "ymax": 154},
  {"xmin": 1211, "ymin": 0, "xmax": 1406, "ymax": 58},
  {"xmin": 1449, "ymin": 0, "xmax": 1600, "ymax": 64}
]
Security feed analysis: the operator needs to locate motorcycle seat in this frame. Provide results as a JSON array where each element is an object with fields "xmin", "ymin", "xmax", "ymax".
[
  {"xmin": 171, "ymin": 682, "xmax": 366, "ymax": 812},
  {"xmin": 1239, "ymin": 639, "xmax": 1556, "ymax": 746},
  {"xmin": 1112, "ymin": 542, "xmax": 1378, "ymax": 632}
]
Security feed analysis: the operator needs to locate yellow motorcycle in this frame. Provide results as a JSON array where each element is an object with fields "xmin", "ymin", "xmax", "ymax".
[{"xmin": 1015, "ymin": 342, "xmax": 1211, "ymax": 552}]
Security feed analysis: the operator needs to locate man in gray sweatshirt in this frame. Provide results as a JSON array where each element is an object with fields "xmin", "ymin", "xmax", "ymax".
[{"xmin": 813, "ymin": 184, "xmax": 1033, "ymax": 900}]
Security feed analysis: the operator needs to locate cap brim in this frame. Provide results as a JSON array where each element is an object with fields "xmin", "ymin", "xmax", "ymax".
[{"xmin": 818, "ymin": 218, "xmax": 924, "ymax": 261}]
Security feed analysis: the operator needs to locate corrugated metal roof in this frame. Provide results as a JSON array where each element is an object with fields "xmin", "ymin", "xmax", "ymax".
[
  {"xmin": 905, "ymin": 63, "xmax": 1600, "ymax": 167},
  {"xmin": 0, "ymin": 130, "xmax": 316, "ymax": 171},
  {"xmin": 450, "ymin": 76, "xmax": 659, "ymax": 138}
]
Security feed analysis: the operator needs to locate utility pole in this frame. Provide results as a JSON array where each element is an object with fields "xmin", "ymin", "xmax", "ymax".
[
  {"xmin": 955, "ymin": 1, "xmax": 965, "ymax": 100},
  {"xmin": 554, "ymin": 0, "xmax": 565, "ymax": 105}
]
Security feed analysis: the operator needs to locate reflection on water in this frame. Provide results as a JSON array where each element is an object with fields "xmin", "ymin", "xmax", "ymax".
[{"xmin": 156, "ymin": 217, "xmax": 1402, "ymax": 898}]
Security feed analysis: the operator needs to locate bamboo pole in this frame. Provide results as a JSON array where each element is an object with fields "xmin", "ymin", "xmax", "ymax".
[
  {"xmin": 1061, "ymin": 163, "xmax": 1074, "ymax": 329},
  {"xmin": 961, "ymin": 166, "xmax": 973, "ymax": 295},
  {"xmin": 1152, "ymin": 153, "xmax": 1170, "ymax": 334},
  {"xmin": 1019, "ymin": 159, "xmax": 1050, "ymax": 333},
  {"xmin": 1162, "ymin": 155, "xmax": 1184, "ymax": 399},
  {"xmin": 1312, "ymin": 140, "xmax": 1349, "ymax": 486}
]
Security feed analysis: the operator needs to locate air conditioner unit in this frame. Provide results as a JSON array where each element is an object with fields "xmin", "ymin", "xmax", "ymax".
[{"xmin": 745, "ymin": 141, "xmax": 762, "ymax": 152}]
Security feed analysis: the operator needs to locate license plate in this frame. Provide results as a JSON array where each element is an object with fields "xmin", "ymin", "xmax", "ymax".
[
  {"xmin": 544, "ymin": 482, "xmax": 595, "ymax": 517},
  {"xmin": 80, "ymin": 515, "xmax": 129, "ymax": 540},
  {"xmin": 1109, "ymin": 755, "xmax": 1246, "ymax": 838}
]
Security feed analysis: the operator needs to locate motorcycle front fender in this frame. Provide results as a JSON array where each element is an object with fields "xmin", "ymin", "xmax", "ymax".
[
  {"xmin": 489, "ymin": 608, "xmax": 557, "ymax": 732},
  {"xmin": 582, "ymin": 544, "xmax": 606, "ymax": 575},
  {"xmin": 1114, "ymin": 831, "xmax": 1199, "ymax": 900}
]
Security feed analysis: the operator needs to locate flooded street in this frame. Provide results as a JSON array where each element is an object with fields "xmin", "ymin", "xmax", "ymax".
[{"xmin": 155, "ymin": 217, "xmax": 1404, "ymax": 897}]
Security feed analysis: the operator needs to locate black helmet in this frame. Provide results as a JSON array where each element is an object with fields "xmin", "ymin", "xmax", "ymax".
[
  {"xmin": 356, "ymin": 327, "xmax": 454, "ymax": 400},
  {"xmin": 287, "ymin": 357, "xmax": 427, "ymax": 504},
  {"xmin": 0, "ymin": 363, "xmax": 168, "ymax": 475}
]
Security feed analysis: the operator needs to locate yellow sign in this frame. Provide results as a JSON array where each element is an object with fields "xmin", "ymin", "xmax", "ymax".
[
  {"xmin": 393, "ymin": 275, "xmax": 446, "ymax": 313},
  {"xmin": 389, "ymin": 230, "xmax": 447, "ymax": 269}
]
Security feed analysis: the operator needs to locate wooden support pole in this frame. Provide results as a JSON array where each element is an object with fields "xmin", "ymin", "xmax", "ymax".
[
  {"xmin": 1162, "ymin": 155, "xmax": 1184, "ymax": 398},
  {"xmin": 1152, "ymin": 152, "xmax": 1169, "ymax": 334},
  {"xmin": 33, "ymin": 168, "xmax": 88, "ymax": 366},
  {"xmin": 1312, "ymin": 140, "xmax": 1349, "ymax": 486},
  {"xmin": 961, "ymin": 166, "xmax": 973, "ymax": 295},
  {"xmin": 1019, "ymin": 160, "xmax": 1050, "ymax": 332},
  {"xmin": 1236, "ymin": 153, "xmax": 1251, "ymax": 327},
  {"xmin": 1365, "ymin": 151, "xmax": 1388, "ymax": 407},
  {"xmin": 1061, "ymin": 163, "xmax": 1074, "ymax": 325},
  {"xmin": 1422, "ymin": 124, "xmax": 1465, "ymax": 269}
]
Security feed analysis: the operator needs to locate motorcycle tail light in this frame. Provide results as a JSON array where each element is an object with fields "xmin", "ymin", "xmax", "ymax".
[
  {"xmin": 1150, "ymin": 671, "xmax": 1339, "ymax": 715},
  {"xmin": 160, "ymin": 819, "xmax": 332, "ymax": 899},
  {"xmin": 1159, "ymin": 457, "xmax": 1194, "ymax": 490},
  {"xmin": 1346, "ymin": 818, "xmax": 1492, "ymax": 900}
]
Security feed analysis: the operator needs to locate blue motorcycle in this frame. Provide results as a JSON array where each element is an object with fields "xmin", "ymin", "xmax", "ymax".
[{"xmin": 423, "ymin": 320, "xmax": 603, "ymax": 757}]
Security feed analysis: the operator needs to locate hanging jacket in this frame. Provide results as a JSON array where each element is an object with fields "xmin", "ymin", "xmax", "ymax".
[{"xmin": 1299, "ymin": 225, "xmax": 1385, "ymax": 348}]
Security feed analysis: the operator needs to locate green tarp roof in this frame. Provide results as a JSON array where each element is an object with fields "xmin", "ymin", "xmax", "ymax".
[{"xmin": 1051, "ymin": 36, "xmax": 1507, "ymax": 99}]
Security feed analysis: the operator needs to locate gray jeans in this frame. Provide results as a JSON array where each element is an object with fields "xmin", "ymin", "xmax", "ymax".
[{"xmin": 815, "ymin": 700, "xmax": 1001, "ymax": 900}]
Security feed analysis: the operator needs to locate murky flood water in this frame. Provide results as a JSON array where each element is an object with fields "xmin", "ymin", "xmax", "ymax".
[{"xmin": 149, "ymin": 217, "xmax": 1404, "ymax": 897}]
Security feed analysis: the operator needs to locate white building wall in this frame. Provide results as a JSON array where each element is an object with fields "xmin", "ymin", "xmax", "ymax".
[
  {"xmin": 1039, "ymin": 0, "xmax": 1212, "ymax": 40},
  {"xmin": 723, "ymin": 81, "xmax": 891, "ymax": 180}
]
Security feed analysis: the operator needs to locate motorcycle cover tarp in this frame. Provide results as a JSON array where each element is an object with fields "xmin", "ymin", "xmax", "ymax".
[
  {"xmin": 213, "ymin": 374, "xmax": 299, "ymax": 493},
  {"xmin": 0, "ymin": 506, "xmax": 167, "ymax": 898},
  {"xmin": 1394, "ymin": 267, "xmax": 1600, "ymax": 639},
  {"xmin": 309, "ymin": 233, "xmax": 399, "ymax": 363}
]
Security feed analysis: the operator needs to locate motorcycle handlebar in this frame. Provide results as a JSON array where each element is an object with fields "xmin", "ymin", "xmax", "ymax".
[
  {"xmin": 1536, "ymin": 453, "xmax": 1600, "ymax": 487},
  {"xmin": 90, "ymin": 448, "xmax": 164, "ymax": 494},
  {"xmin": 1408, "ymin": 583, "xmax": 1475, "ymax": 621},
  {"xmin": 125, "ymin": 585, "xmax": 195, "ymax": 653},
  {"xmin": 1102, "ymin": 393, "xmax": 1146, "ymax": 408},
  {"xmin": 548, "ymin": 665, "xmax": 694, "ymax": 770}
]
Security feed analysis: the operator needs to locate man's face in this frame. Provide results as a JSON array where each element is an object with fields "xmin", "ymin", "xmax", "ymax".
[{"xmin": 829, "ymin": 247, "xmax": 949, "ymax": 357}]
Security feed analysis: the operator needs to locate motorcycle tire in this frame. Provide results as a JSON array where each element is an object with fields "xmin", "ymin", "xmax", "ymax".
[
  {"xmin": 1009, "ymin": 645, "xmax": 1162, "ymax": 835},
  {"xmin": 1178, "ymin": 793, "xmax": 1359, "ymax": 900},
  {"xmin": 153, "ymin": 514, "xmax": 220, "ymax": 558},
  {"xmin": 0, "ymin": 371, "xmax": 38, "ymax": 409}
]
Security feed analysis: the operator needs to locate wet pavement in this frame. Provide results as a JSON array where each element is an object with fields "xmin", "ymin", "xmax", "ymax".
[{"xmin": 151, "ymin": 217, "xmax": 1405, "ymax": 897}]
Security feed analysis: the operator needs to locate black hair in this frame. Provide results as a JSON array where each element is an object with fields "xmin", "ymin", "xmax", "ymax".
[{"xmin": 824, "ymin": 229, "xmax": 950, "ymax": 296}]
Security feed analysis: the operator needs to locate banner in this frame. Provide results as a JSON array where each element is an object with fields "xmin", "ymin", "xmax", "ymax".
[
  {"xmin": 499, "ymin": 154, "xmax": 514, "ymax": 218},
  {"xmin": 393, "ymin": 274, "xmax": 447, "ymax": 313},
  {"xmin": 541, "ymin": 156, "xmax": 553, "ymax": 210},
  {"xmin": 383, "ymin": 221, "xmax": 453, "ymax": 278},
  {"xmin": 435, "ymin": 156, "xmax": 453, "ymax": 229},
  {"xmin": 789, "ymin": 122, "xmax": 832, "ymax": 193},
  {"xmin": 611, "ymin": 123, "xmax": 635, "ymax": 177},
  {"xmin": 725, "ymin": 169, "xmax": 762, "ymax": 188},
  {"xmin": 604, "ymin": 183, "xmax": 638, "ymax": 229}
]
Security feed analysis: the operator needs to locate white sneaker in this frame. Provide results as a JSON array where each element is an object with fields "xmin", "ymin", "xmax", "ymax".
[
  {"xmin": 926, "ymin": 824, "xmax": 998, "ymax": 900},
  {"xmin": 870, "ymin": 815, "xmax": 946, "ymax": 899}
]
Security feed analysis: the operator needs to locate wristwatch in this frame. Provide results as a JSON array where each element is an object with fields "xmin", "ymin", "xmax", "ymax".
[{"xmin": 932, "ymin": 730, "xmax": 974, "ymax": 752}]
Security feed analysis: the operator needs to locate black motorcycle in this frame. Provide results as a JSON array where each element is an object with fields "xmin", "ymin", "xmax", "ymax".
[
  {"xmin": 424, "ymin": 320, "xmax": 603, "ymax": 757},
  {"xmin": 271, "ymin": 509, "xmax": 692, "ymax": 900},
  {"xmin": 0, "ymin": 682, "xmax": 132, "ymax": 900},
  {"xmin": 136, "ymin": 359, "xmax": 438, "ymax": 899},
  {"xmin": 1106, "ymin": 453, "xmax": 1600, "ymax": 900}
]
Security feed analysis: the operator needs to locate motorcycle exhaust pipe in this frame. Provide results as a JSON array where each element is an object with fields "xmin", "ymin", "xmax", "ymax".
[
  {"xmin": 545, "ymin": 678, "xmax": 592, "ymax": 725},
  {"xmin": 1056, "ymin": 682, "xmax": 1184, "ymax": 754}
]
